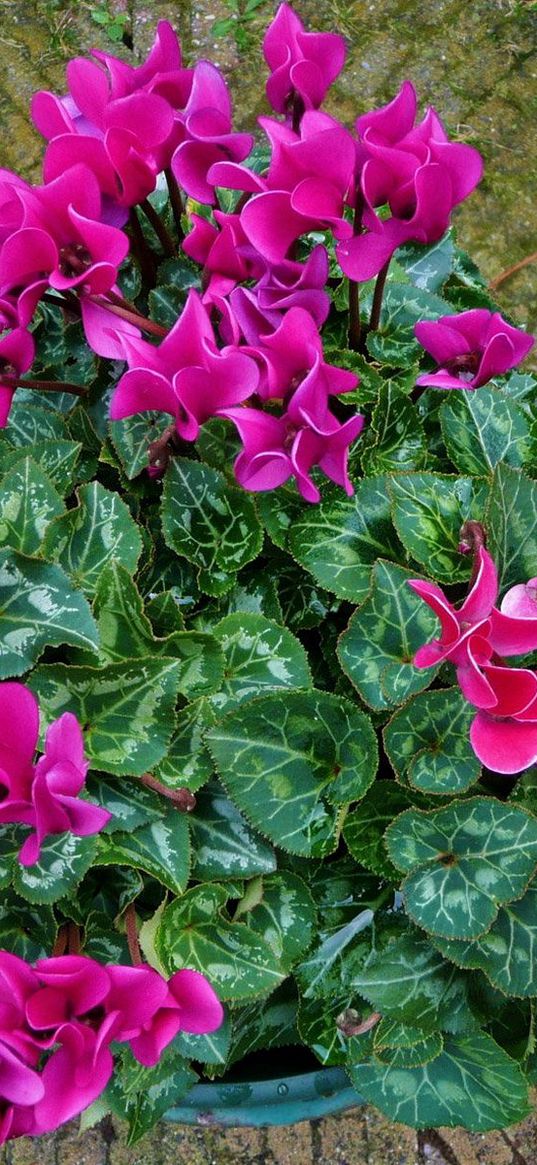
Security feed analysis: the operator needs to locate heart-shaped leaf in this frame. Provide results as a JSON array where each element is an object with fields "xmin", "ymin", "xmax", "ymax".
[
  {"xmin": 0, "ymin": 551, "xmax": 98, "ymax": 678},
  {"xmin": 43, "ymin": 482, "xmax": 142, "ymax": 595},
  {"xmin": 209, "ymin": 612, "xmax": 311, "ymax": 714},
  {"xmin": 389, "ymin": 473, "xmax": 489, "ymax": 583},
  {"xmin": 383, "ymin": 687, "xmax": 480, "ymax": 795}
]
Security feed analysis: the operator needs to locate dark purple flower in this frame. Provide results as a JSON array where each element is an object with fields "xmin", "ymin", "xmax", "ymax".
[{"xmin": 414, "ymin": 309, "xmax": 534, "ymax": 390}]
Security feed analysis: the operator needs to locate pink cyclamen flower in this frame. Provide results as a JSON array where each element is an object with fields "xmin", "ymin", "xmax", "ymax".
[
  {"xmin": 0, "ymin": 165, "xmax": 129, "ymax": 326},
  {"xmin": 171, "ymin": 61, "xmax": 254, "ymax": 205},
  {"xmin": 0, "ymin": 953, "xmax": 45, "ymax": 1145},
  {"xmin": 468, "ymin": 663, "xmax": 537, "ymax": 774},
  {"xmin": 263, "ymin": 3, "xmax": 346, "ymax": 118},
  {"xmin": 126, "ymin": 968, "xmax": 225, "ymax": 1067},
  {"xmin": 414, "ymin": 309, "xmax": 534, "ymax": 390},
  {"xmin": 243, "ymin": 305, "xmax": 357, "ymax": 402},
  {"xmin": 0, "ymin": 328, "xmax": 35, "ymax": 428},
  {"xmin": 109, "ymin": 289, "xmax": 259, "ymax": 442},
  {"xmin": 222, "ymin": 377, "xmax": 364, "ymax": 503},
  {"xmin": 0, "ymin": 684, "xmax": 111, "ymax": 866},
  {"xmin": 32, "ymin": 22, "xmax": 193, "ymax": 212},
  {"xmin": 230, "ymin": 245, "xmax": 330, "ymax": 344},
  {"xmin": 408, "ymin": 546, "xmax": 537, "ymax": 704},
  {"xmin": 337, "ymin": 80, "xmax": 483, "ymax": 281}
]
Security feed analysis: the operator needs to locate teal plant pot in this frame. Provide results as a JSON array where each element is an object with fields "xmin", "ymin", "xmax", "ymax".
[{"xmin": 165, "ymin": 1066, "xmax": 361, "ymax": 1127}]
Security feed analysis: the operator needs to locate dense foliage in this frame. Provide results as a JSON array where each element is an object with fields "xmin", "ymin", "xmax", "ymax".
[{"xmin": 0, "ymin": 2, "xmax": 535, "ymax": 1143}]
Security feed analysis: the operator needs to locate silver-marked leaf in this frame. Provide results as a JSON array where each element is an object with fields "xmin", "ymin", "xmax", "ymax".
[
  {"xmin": 93, "ymin": 563, "xmax": 224, "ymax": 700},
  {"xmin": 110, "ymin": 412, "xmax": 171, "ymax": 479},
  {"xmin": 161, "ymin": 459, "xmax": 262, "ymax": 596},
  {"xmin": 386, "ymin": 797, "xmax": 537, "ymax": 940},
  {"xmin": 7, "ymin": 403, "xmax": 65, "ymax": 445},
  {"xmin": 13, "ymin": 833, "xmax": 98, "ymax": 904},
  {"xmin": 29, "ymin": 659, "xmax": 182, "ymax": 776},
  {"xmin": 0, "ymin": 457, "xmax": 64, "ymax": 554},
  {"xmin": 108, "ymin": 1046, "xmax": 196, "ymax": 1145},
  {"xmin": 175, "ymin": 1011, "xmax": 232, "ymax": 1066},
  {"xmin": 0, "ymin": 440, "xmax": 81, "ymax": 495},
  {"xmin": 297, "ymin": 992, "xmax": 365, "ymax": 1066},
  {"xmin": 210, "ymin": 612, "xmax": 311, "ymax": 714},
  {"xmin": 389, "ymin": 473, "xmax": 489, "ymax": 583},
  {"xmin": 97, "ymin": 803, "xmax": 190, "ymax": 894},
  {"xmin": 343, "ymin": 781, "xmax": 417, "ymax": 880},
  {"xmin": 0, "ymin": 551, "xmax": 99, "ymax": 678},
  {"xmin": 398, "ymin": 233, "xmax": 454, "ymax": 291},
  {"xmin": 361, "ymin": 385, "xmax": 426, "ymax": 476},
  {"xmin": 374, "ymin": 1017, "xmax": 435, "ymax": 1050},
  {"xmin": 440, "ymin": 388, "xmax": 531, "ymax": 475},
  {"xmin": 366, "ymin": 282, "xmax": 451, "ymax": 331},
  {"xmin": 297, "ymin": 909, "xmax": 395, "ymax": 1001},
  {"xmin": 257, "ymin": 484, "xmax": 304, "ymax": 550},
  {"xmin": 350, "ymin": 930, "xmax": 472, "ymax": 1033},
  {"xmin": 374, "ymin": 1032, "xmax": 443, "ymax": 1068},
  {"xmin": 433, "ymin": 883, "xmax": 537, "ymax": 998},
  {"xmin": 156, "ymin": 885, "xmax": 285, "ymax": 1001},
  {"xmin": 337, "ymin": 561, "xmax": 439, "ymax": 711},
  {"xmin": 228, "ymin": 986, "xmax": 299, "ymax": 1067},
  {"xmin": 0, "ymin": 895, "xmax": 56, "ymax": 962},
  {"xmin": 154, "ymin": 699, "xmax": 214, "ymax": 792},
  {"xmin": 189, "ymin": 781, "xmax": 276, "ymax": 880},
  {"xmin": 486, "ymin": 465, "xmax": 537, "ymax": 591},
  {"xmin": 239, "ymin": 870, "xmax": 317, "ymax": 971},
  {"xmin": 43, "ymin": 482, "xmax": 142, "ymax": 595},
  {"xmin": 289, "ymin": 476, "xmax": 402, "ymax": 602},
  {"xmin": 383, "ymin": 688, "xmax": 480, "ymax": 795},
  {"xmin": 87, "ymin": 775, "xmax": 164, "ymax": 833},
  {"xmin": 207, "ymin": 692, "xmax": 378, "ymax": 856},
  {"xmin": 348, "ymin": 1031, "xmax": 530, "ymax": 1131}
]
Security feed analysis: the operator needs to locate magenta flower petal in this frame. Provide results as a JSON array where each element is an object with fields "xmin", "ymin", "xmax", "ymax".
[
  {"xmin": 470, "ymin": 712, "xmax": 537, "ymax": 774},
  {"xmin": 241, "ymin": 191, "xmax": 312, "ymax": 264},
  {"xmin": 80, "ymin": 298, "xmax": 140, "ymax": 360},
  {"xmin": 109, "ymin": 369, "xmax": 178, "ymax": 421},
  {"xmin": 34, "ymin": 1021, "xmax": 114, "ymax": 1133},
  {"xmin": 167, "ymin": 969, "xmax": 224, "ymax": 1034},
  {"xmin": 357, "ymin": 80, "xmax": 417, "ymax": 143},
  {"xmin": 501, "ymin": 579, "xmax": 537, "ymax": 619},
  {"xmin": 0, "ymin": 1043, "xmax": 44, "ymax": 1107},
  {"xmin": 0, "ymin": 683, "xmax": 39, "ymax": 783},
  {"xmin": 459, "ymin": 547, "xmax": 498, "ymax": 623}
]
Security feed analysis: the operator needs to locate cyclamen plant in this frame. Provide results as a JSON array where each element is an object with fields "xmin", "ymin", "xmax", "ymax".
[{"xmin": 0, "ymin": 1, "xmax": 536, "ymax": 1145}]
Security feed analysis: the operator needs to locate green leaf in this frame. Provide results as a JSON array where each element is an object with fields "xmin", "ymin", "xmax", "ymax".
[
  {"xmin": 43, "ymin": 482, "xmax": 142, "ymax": 595},
  {"xmin": 0, "ymin": 440, "xmax": 81, "ymax": 495},
  {"xmin": 0, "ymin": 457, "xmax": 64, "ymax": 554},
  {"xmin": 337, "ymin": 560, "xmax": 440, "ymax": 711},
  {"xmin": 374, "ymin": 1032, "xmax": 444, "ymax": 1068},
  {"xmin": 0, "ymin": 893, "xmax": 56, "ymax": 961},
  {"xmin": 228, "ymin": 984, "xmax": 299, "ymax": 1066},
  {"xmin": 108, "ymin": 1047, "xmax": 197, "ymax": 1144},
  {"xmin": 348, "ymin": 1031, "xmax": 530, "ymax": 1131},
  {"xmin": 156, "ymin": 885, "xmax": 285, "ymax": 1001},
  {"xmin": 110, "ymin": 413, "xmax": 171, "ymax": 480},
  {"xmin": 343, "ymin": 781, "xmax": 417, "ymax": 879},
  {"xmin": 398, "ymin": 233, "xmax": 454, "ymax": 292},
  {"xmin": 361, "ymin": 385, "xmax": 426, "ymax": 475},
  {"xmin": 29, "ymin": 659, "xmax": 182, "ymax": 776},
  {"xmin": 433, "ymin": 883, "xmax": 537, "ymax": 999},
  {"xmin": 93, "ymin": 562, "xmax": 224, "ymax": 699},
  {"xmin": 288, "ymin": 476, "xmax": 402, "ymax": 602},
  {"xmin": 366, "ymin": 329, "xmax": 418, "ymax": 367},
  {"xmin": 383, "ymin": 688, "xmax": 481, "ymax": 795},
  {"xmin": 296, "ymin": 908, "xmax": 380, "ymax": 1000},
  {"xmin": 154, "ymin": 699, "xmax": 214, "ymax": 792},
  {"xmin": 7, "ymin": 403, "xmax": 65, "ymax": 445},
  {"xmin": 13, "ymin": 834, "xmax": 98, "ymax": 905},
  {"xmin": 350, "ymin": 930, "xmax": 472, "ymax": 1033},
  {"xmin": 297, "ymin": 992, "xmax": 363, "ymax": 1066},
  {"xmin": 175, "ymin": 1011, "xmax": 232, "ymax": 1066},
  {"xmin": 257, "ymin": 483, "xmax": 307, "ymax": 550},
  {"xmin": 207, "ymin": 691, "xmax": 378, "ymax": 856},
  {"xmin": 209, "ymin": 612, "xmax": 312, "ymax": 714},
  {"xmin": 87, "ymin": 775, "xmax": 164, "ymax": 833},
  {"xmin": 276, "ymin": 559, "xmax": 331, "ymax": 631},
  {"xmin": 239, "ymin": 871, "xmax": 317, "ymax": 970},
  {"xmin": 386, "ymin": 797, "xmax": 537, "ymax": 940},
  {"xmin": 96, "ymin": 802, "xmax": 190, "ymax": 894},
  {"xmin": 367, "ymin": 281, "xmax": 451, "ymax": 331},
  {"xmin": 189, "ymin": 781, "xmax": 276, "ymax": 880},
  {"xmin": 161, "ymin": 459, "xmax": 263, "ymax": 595},
  {"xmin": 486, "ymin": 465, "xmax": 537, "ymax": 591},
  {"xmin": 440, "ymin": 388, "xmax": 531, "ymax": 475},
  {"xmin": 0, "ymin": 551, "xmax": 99, "ymax": 678},
  {"xmin": 389, "ymin": 473, "xmax": 489, "ymax": 583}
]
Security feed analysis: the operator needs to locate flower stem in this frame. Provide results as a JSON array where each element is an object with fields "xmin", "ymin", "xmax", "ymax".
[
  {"xmin": 52, "ymin": 923, "xmax": 69, "ymax": 957},
  {"xmin": 68, "ymin": 922, "xmax": 81, "ymax": 955},
  {"xmin": 124, "ymin": 903, "xmax": 142, "ymax": 967},
  {"xmin": 165, "ymin": 168, "xmax": 185, "ymax": 242},
  {"xmin": 140, "ymin": 199, "xmax": 176, "ymax": 257},
  {"xmin": 140, "ymin": 772, "xmax": 197, "ymax": 812},
  {"xmin": 128, "ymin": 208, "xmax": 158, "ymax": 287},
  {"xmin": 91, "ymin": 296, "xmax": 168, "ymax": 338},
  {"xmin": 369, "ymin": 259, "xmax": 391, "ymax": 334},
  {"xmin": 459, "ymin": 520, "xmax": 487, "ymax": 589}
]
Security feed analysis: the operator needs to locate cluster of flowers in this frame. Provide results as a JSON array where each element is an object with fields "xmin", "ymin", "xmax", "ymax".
[
  {"xmin": 0, "ymin": 950, "xmax": 223, "ymax": 1142},
  {"xmin": 1, "ymin": 5, "xmax": 529, "ymax": 500},
  {"xmin": 410, "ymin": 541, "xmax": 537, "ymax": 773},
  {"xmin": 0, "ymin": 683, "xmax": 110, "ymax": 866}
]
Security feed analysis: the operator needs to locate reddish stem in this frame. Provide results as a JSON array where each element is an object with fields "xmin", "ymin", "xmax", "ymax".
[
  {"xmin": 91, "ymin": 295, "xmax": 168, "ymax": 338},
  {"xmin": 52, "ymin": 923, "xmax": 69, "ymax": 958},
  {"xmin": 489, "ymin": 250, "xmax": 537, "ymax": 292},
  {"xmin": 141, "ymin": 772, "xmax": 197, "ymax": 812},
  {"xmin": 67, "ymin": 922, "xmax": 81, "ymax": 955},
  {"xmin": 369, "ymin": 259, "xmax": 391, "ymax": 334},
  {"xmin": 124, "ymin": 904, "xmax": 142, "ymax": 966},
  {"xmin": 14, "ymin": 377, "xmax": 86, "ymax": 397}
]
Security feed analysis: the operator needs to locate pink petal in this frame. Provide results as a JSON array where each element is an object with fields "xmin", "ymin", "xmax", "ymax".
[{"xmin": 470, "ymin": 711, "xmax": 537, "ymax": 774}]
